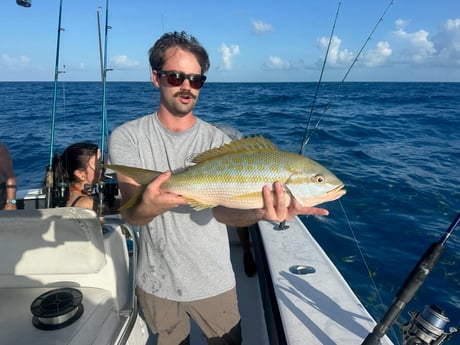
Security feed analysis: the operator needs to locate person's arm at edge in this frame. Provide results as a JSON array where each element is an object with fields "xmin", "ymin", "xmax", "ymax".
[
  {"xmin": 213, "ymin": 181, "xmax": 329, "ymax": 227},
  {"xmin": 0, "ymin": 143, "xmax": 17, "ymax": 210}
]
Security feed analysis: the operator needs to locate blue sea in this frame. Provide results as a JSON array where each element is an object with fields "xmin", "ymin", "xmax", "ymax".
[{"xmin": 1, "ymin": 81, "xmax": 460, "ymax": 342}]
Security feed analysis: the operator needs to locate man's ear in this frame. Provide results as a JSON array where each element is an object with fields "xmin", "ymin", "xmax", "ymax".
[{"xmin": 152, "ymin": 70, "xmax": 160, "ymax": 88}]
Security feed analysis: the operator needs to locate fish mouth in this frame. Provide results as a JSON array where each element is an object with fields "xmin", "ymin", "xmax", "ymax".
[
  {"xmin": 327, "ymin": 184, "xmax": 347, "ymax": 201},
  {"xmin": 297, "ymin": 183, "xmax": 347, "ymax": 207}
]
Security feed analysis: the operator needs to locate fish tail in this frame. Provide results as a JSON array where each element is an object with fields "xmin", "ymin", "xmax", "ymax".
[
  {"xmin": 104, "ymin": 164, "xmax": 161, "ymax": 209},
  {"xmin": 119, "ymin": 188, "xmax": 144, "ymax": 210},
  {"xmin": 105, "ymin": 164, "xmax": 162, "ymax": 185}
]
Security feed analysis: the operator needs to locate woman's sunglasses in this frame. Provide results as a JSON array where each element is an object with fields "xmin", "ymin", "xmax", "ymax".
[{"xmin": 156, "ymin": 70, "xmax": 206, "ymax": 90}]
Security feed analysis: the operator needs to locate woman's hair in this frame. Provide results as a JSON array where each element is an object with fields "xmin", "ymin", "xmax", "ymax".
[
  {"xmin": 148, "ymin": 31, "xmax": 210, "ymax": 74},
  {"xmin": 52, "ymin": 142, "xmax": 98, "ymax": 184}
]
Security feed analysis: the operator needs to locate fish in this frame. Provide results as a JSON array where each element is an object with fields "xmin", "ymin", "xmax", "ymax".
[{"xmin": 106, "ymin": 136, "xmax": 346, "ymax": 210}]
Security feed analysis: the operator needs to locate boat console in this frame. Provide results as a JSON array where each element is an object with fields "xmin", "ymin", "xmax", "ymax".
[{"xmin": 0, "ymin": 207, "xmax": 147, "ymax": 345}]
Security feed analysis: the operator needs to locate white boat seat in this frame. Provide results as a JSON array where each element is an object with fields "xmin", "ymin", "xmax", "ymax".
[
  {"xmin": 0, "ymin": 207, "xmax": 106, "ymax": 276},
  {"xmin": 0, "ymin": 207, "xmax": 140, "ymax": 345},
  {"xmin": 0, "ymin": 208, "xmax": 132, "ymax": 310}
]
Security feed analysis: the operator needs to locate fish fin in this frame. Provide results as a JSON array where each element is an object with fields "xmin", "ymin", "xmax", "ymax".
[
  {"xmin": 105, "ymin": 164, "xmax": 162, "ymax": 185},
  {"xmin": 283, "ymin": 182, "xmax": 309, "ymax": 207},
  {"xmin": 183, "ymin": 197, "xmax": 215, "ymax": 211},
  {"xmin": 192, "ymin": 136, "xmax": 278, "ymax": 164}
]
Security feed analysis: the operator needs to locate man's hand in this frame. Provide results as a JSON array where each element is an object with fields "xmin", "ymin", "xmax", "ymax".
[
  {"xmin": 118, "ymin": 170, "xmax": 188, "ymax": 225},
  {"xmin": 260, "ymin": 181, "xmax": 329, "ymax": 222},
  {"xmin": 213, "ymin": 181, "xmax": 329, "ymax": 227},
  {"xmin": 141, "ymin": 171, "xmax": 188, "ymax": 214}
]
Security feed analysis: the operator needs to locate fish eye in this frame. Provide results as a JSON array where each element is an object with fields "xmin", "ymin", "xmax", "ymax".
[{"xmin": 314, "ymin": 174, "xmax": 325, "ymax": 184}]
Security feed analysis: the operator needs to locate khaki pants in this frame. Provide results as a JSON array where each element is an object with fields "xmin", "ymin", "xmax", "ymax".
[{"xmin": 136, "ymin": 287, "xmax": 242, "ymax": 345}]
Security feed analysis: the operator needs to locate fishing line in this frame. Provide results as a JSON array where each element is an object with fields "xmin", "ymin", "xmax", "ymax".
[
  {"xmin": 299, "ymin": 0, "xmax": 395, "ymax": 154},
  {"xmin": 300, "ymin": 1, "xmax": 341, "ymax": 155},
  {"xmin": 299, "ymin": 0, "xmax": 397, "ymax": 340},
  {"xmin": 338, "ymin": 200, "xmax": 401, "ymax": 344}
]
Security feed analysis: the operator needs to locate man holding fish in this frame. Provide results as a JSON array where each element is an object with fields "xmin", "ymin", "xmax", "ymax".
[{"xmin": 108, "ymin": 31, "xmax": 344, "ymax": 345}]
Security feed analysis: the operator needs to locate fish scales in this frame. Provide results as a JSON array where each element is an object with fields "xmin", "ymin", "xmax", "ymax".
[
  {"xmin": 163, "ymin": 150, "xmax": 295, "ymax": 209},
  {"xmin": 106, "ymin": 136, "xmax": 346, "ymax": 210},
  {"xmin": 163, "ymin": 147, "xmax": 342, "ymax": 210}
]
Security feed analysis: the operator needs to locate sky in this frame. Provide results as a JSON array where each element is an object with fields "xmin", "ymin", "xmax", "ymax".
[{"xmin": 1, "ymin": 0, "xmax": 459, "ymax": 82}]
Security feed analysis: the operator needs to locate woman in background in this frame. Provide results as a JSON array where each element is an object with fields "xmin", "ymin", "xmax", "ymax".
[{"xmin": 52, "ymin": 142, "xmax": 100, "ymax": 209}]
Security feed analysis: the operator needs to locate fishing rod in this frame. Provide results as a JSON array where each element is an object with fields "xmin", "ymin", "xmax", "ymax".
[
  {"xmin": 299, "ymin": 0, "xmax": 394, "ymax": 155},
  {"xmin": 362, "ymin": 212, "xmax": 460, "ymax": 345},
  {"xmin": 295, "ymin": 2, "xmax": 457, "ymax": 343},
  {"xmin": 97, "ymin": 7, "xmax": 104, "ymax": 83},
  {"xmin": 44, "ymin": 0, "xmax": 65, "ymax": 208},
  {"xmin": 280, "ymin": 1, "xmax": 391, "ymax": 230},
  {"xmin": 275, "ymin": 3, "xmax": 343, "ymax": 231},
  {"xmin": 100, "ymin": 0, "xmax": 111, "ymax": 165},
  {"xmin": 96, "ymin": 0, "xmax": 117, "ymax": 220},
  {"xmin": 299, "ymin": 1, "xmax": 341, "ymax": 156}
]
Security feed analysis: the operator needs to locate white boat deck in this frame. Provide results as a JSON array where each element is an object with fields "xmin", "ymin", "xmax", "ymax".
[
  {"xmin": 1, "ymin": 194, "xmax": 395, "ymax": 344},
  {"xmin": 255, "ymin": 219, "xmax": 394, "ymax": 345}
]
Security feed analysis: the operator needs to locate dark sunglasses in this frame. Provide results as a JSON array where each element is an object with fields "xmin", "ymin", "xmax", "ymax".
[{"xmin": 156, "ymin": 70, "xmax": 207, "ymax": 90}]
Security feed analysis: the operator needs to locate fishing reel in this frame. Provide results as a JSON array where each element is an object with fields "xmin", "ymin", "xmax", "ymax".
[
  {"xmin": 399, "ymin": 305, "xmax": 457, "ymax": 345},
  {"xmin": 52, "ymin": 181, "xmax": 97, "ymax": 208},
  {"xmin": 101, "ymin": 172, "xmax": 118, "ymax": 208},
  {"xmin": 53, "ymin": 180, "xmax": 70, "ymax": 207}
]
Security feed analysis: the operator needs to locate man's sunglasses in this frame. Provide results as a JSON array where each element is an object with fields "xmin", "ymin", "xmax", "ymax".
[{"xmin": 156, "ymin": 70, "xmax": 207, "ymax": 90}]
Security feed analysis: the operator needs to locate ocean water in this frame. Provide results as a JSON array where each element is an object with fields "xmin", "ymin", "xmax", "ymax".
[{"xmin": 1, "ymin": 81, "xmax": 460, "ymax": 342}]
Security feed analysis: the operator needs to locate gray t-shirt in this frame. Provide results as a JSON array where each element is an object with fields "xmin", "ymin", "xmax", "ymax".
[{"xmin": 108, "ymin": 113, "xmax": 235, "ymax": 301}]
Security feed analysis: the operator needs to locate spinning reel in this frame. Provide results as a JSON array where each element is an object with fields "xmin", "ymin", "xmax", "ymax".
[{"xmin": 399, "ymin": 305, "xmax": 457, "ymax": 345}]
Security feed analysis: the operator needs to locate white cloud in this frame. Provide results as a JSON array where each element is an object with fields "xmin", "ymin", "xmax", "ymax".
[
  {"xmin": 394, "ymin": 28, "xmax": 436, "ymax": 63},
  {"xmin": 310, "ymin": 18, "xmax": 459, "ymax": 74},
  {"xmin": 262, "ymin": 56, "xmax": 290, "ymax": 70},
  {"xmin": 444, "ymin": 18, "xmax": 460, "ymax": 31},
  {"xmin": 362, "ymin": 41, "xmax": 392, "ymax": 67},
  {"xmin": 393, "ymin": 19, "xmax": 436, "ymax": 63},
  {"xmin": 432, "ymin": 18, "xmax": 460, "ymax": 66},
  {"xmin": 395, "ymin": 19, "xmax": 409, "ymax": 30},
  {"xmin": 0, "ymin": 54, "xmax": 30, "ymax": 68},
  {"xmin": 252, "ymin": 19, "xmax": 273, "ymax": 35},
  {"xmin": 261, "ymin": 56, "xmax": 305, "ymax": 71},
  {"xmin": 317, "ymin": 35, "xmax": 353, "ymax": 67},
  {"xmin": 110, "ymin": 55, "xmax": 140, "ymax": 69},
  {"xmin": 391, "ymin": 18, "xmax": 460, "ymax": 68},
  {"xmin": 218, "ymin": 43, "xmax": 240, "ymax": 71}
]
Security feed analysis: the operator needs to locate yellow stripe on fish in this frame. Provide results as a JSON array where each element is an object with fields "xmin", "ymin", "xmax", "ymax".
[{"xmin": 106, "ymin": 136, "xmax": 346, "ymax": 210}]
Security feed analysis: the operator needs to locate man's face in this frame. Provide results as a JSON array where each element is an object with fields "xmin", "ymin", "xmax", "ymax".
[{"xmin": 153, "ymin": 47, "xmax": 203, "ymax": 117}]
